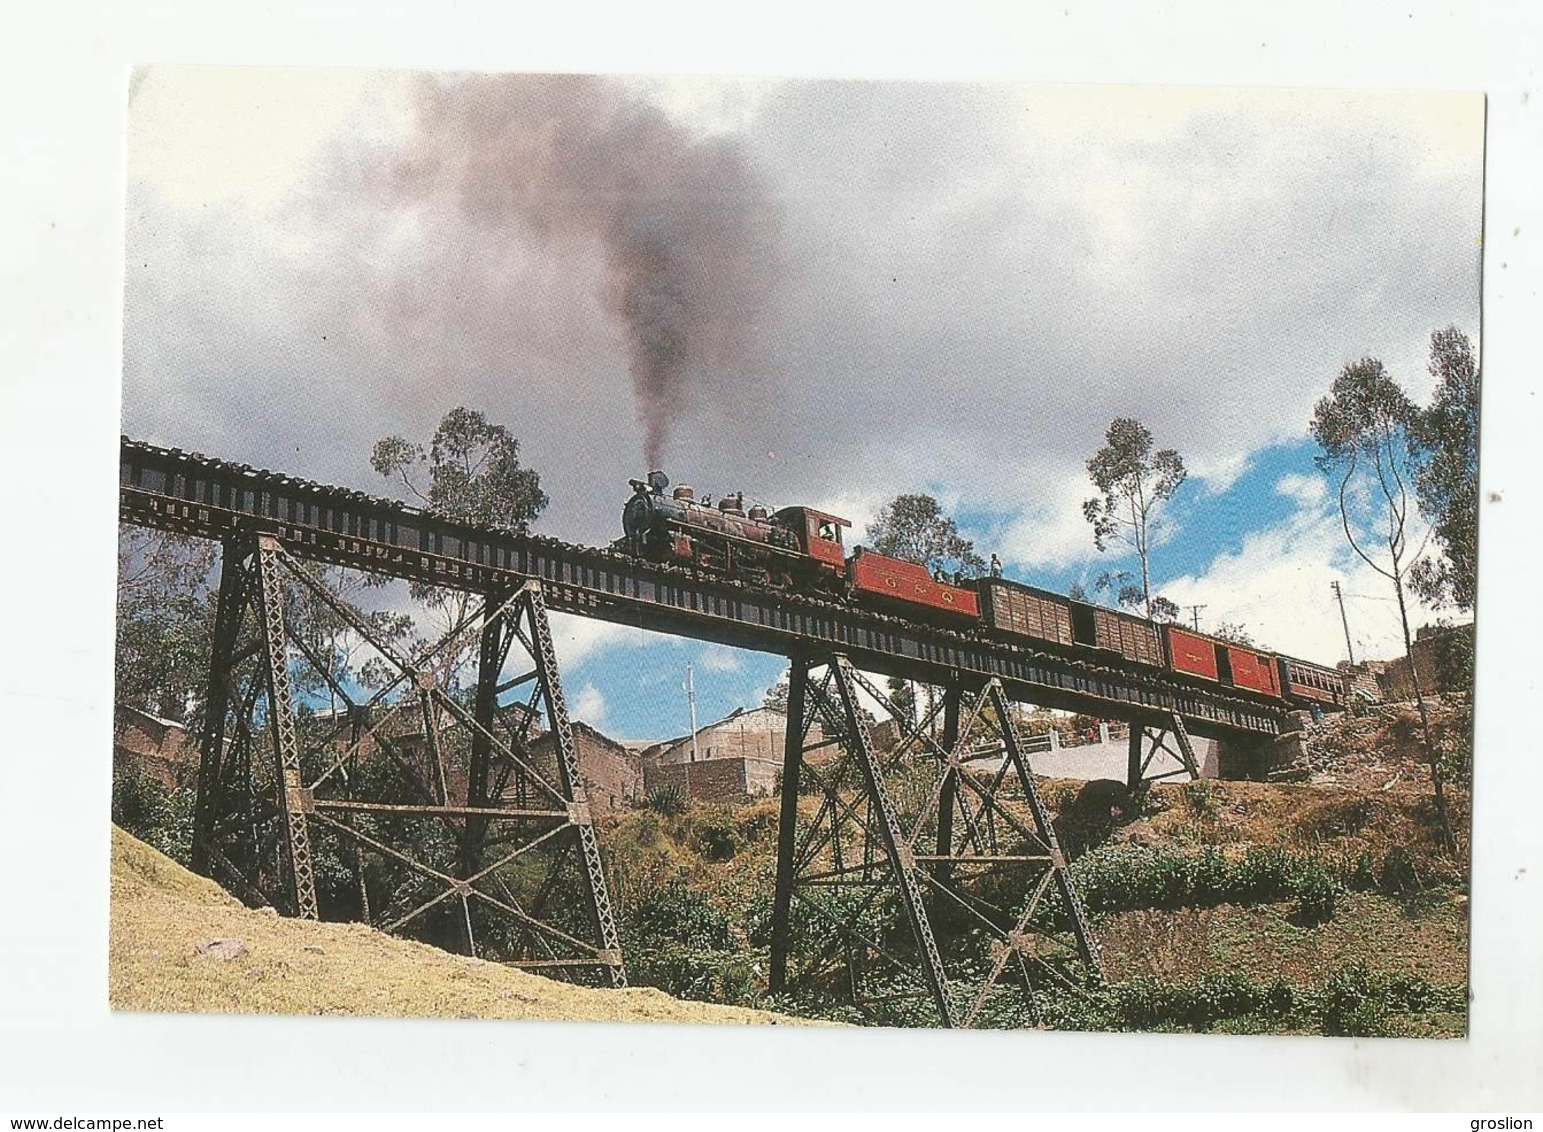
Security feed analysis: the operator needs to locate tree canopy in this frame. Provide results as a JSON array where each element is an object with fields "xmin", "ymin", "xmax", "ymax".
[
  {"xmin": 372, "ymin": 406, "xmax": 549, "ymax": 531},
  {"xmin": 864, "ymin": 494, "xmax": 985, "ymax": 577},
  {"xmin": 1082, "ymin": 417, "xmax": 1186, "ymax": 618},
  {"xmin": 1092, "ymin": 569, "xmax": 1179, "ymax": 621},
  {"xmin": 115, "ymin": 527, "xmax": 217, "ymax": 722},
  {"xmin": 1212, "ymin": 621, "xmax": 1256, "ymax": 647},
  {"xmin": 1410, "ymin": 327, "xmax": 1479, "ymax": 613},
  {"xmin": 370, "ymin": 408, "xmax": 550, "ymax": 692},
  {"xmin": 1309, "ymin": 358, "xmax": 1422, "ymax": 582},
  {"xmin": 1310, "ymin": 355, "xmax": 1454, "ymax": 850}
]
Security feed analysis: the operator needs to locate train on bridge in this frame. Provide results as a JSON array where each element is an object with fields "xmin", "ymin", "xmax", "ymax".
[{"xmin": 621, "ymin": 470, "xmax": 1348, "ymax": 713}]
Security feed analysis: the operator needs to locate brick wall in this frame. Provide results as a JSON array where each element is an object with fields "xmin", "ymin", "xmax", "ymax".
[
  {"xmin": 532, "ymin": 722, "xmax": 642, "ymax": 816},
  {"xmin": 1378, "ymin": 623, "xmax": 1474, "ymax": 702},
  {"xmin": 113, "ymin": 705, "xmax": 197, "ymax": 788},
  {"xmin": 643, "ymin": 756, "xmax": 778, "ymax": 806}
]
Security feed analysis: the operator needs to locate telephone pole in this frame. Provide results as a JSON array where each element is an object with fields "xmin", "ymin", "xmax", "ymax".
[
  {"xmin": 1185, "ymin": 604, "xmax": 1207, "ymax": 631},
  {"xmin": 1331, "ymin": 581, "xmax": 1355, "ymax": 665}
]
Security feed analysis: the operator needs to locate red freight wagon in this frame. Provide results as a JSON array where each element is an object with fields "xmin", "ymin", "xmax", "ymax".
[
  {"xmin": 847, "ymin": 548, "xmax": 979, "ymax": 621},
  {"xmin": 1225, "ymin": 644, "xmax": 1281, "ymax": 697},
  {"xmin": 1165, "ymin": 625, "xmax": 1221, "ymax": 681}
]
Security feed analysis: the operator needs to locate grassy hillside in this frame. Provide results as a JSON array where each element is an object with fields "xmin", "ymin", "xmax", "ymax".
[
  {"xmin": 109, "ymin": 826, "xmax": 814, "ymax": 1026},
  {"xmin": 595, "ymin": 702, "xmax": 1470, "ymax": 1036}
]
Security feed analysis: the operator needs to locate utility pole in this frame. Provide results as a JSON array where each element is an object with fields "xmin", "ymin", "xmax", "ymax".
[
  {"xmin": 685, "ymin": 662, "xmax": 700, "ymax": 762},
  {"xmin": 1185, "ymin": 604, "xmax": 1207, "ymax": 631},
  {"xmin": 1331, "ymin": 580, "xmax": 1355, "ymax": 665}
]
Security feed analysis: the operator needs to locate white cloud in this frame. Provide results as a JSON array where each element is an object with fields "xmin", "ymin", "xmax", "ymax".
[
  {"xmin": 696, "ymin": 644, "xmax": 744, "ymax": 674},
  {"xmin": 1275, "ymin": 473, "xmax": 1328, "ymax": 509},
  {"xmin": 568, "ymin": 683, "xmax": 608, "ymax": 729},
  {"xmin": 1190, "ymin": 450, "xmax": 1254, "ymax": 498},
  {"xmin": 547, "ymin": 611, "xmax": 665, "ymax": 669},
  {"xmin": 991, "ymin": 470, "xmax": 1100, "ymax": 570},
  {"xmin": 1157, "ymin": 481, "xmax": 1448, "ymax": 664}
]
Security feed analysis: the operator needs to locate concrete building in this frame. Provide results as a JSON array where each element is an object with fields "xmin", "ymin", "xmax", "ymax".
[
  {"xmin": 652, "ymin": 705, "xmax": 814, "ymax": 766},
  {"xmin": 641, "ymin": 705, "xmax": 815, "ymax": 805}
]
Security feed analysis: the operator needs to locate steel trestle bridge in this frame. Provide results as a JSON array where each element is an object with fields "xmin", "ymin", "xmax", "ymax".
[{"xmin": 119, "ymin": 436, "xmax": 1289, "ymax": 1026}]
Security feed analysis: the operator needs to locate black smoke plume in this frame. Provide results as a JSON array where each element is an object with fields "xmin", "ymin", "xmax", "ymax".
[{"xmin": 393, "ymin": 74, "xmax": 782, "ymax": 468}]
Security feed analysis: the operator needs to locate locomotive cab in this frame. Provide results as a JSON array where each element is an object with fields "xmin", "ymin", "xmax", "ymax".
[{"xmin": 772, "ymin": 506, "xmax": 850, "ymax": 575}]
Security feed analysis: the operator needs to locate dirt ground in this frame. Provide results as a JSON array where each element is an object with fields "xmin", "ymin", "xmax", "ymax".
[{"xmin": 108, "ymin": 826, "xmax": 815, "ymax": 1026}]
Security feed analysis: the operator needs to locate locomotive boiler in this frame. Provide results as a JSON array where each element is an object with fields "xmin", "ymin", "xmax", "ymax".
[{"xmin": 621, "ymin": 470, "xmax": 850, "ymax": 591}]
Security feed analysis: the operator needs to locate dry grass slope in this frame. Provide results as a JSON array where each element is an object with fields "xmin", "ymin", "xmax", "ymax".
[{"xmin": 109, "ymin": 826, "xmax": 814, "ymax": 1026}]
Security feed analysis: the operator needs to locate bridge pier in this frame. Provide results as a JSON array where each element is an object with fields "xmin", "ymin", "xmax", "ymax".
[
  {"xmin": 189, "ymin": 535, "xmax": 625, "ymax": 985},
  {"xmin": 768, "ymin": 655, "xmax": 1102, "ymax": 1028},
  {"xmin": 1215, "ymin": 725, "xmax": 1309, "ymax": 781},
  {"xmin": 1125, "ymin": 713, "xmax": 1203, "ymax": 796}
]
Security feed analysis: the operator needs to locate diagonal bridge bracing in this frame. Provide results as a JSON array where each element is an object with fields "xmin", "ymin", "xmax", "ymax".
[
  {"xmin": 189, "ymin": 534, "xmax": 624, "ymax": 983},
  {"xmin": 768, "ymin": 654, "xmax": 1102, "ymax": 1027}
]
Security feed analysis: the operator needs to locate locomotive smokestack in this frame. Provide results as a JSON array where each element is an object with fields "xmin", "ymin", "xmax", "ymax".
[{"xmin": 394, "ymin": 75, "xmax": 784, "ymax": 468}]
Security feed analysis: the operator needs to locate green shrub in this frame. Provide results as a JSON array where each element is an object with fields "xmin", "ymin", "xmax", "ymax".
[
  {"xmin": 111, "ymin": 766, "xmax": 195, "ymax": 865},
  {"xmin": 644, "ymin": 784, "xmax": 687, "ymax": 817},
  {"xmin": 626, "ymin": 879, "xmax": 732, "ymax": 949},
  {"xmin": 621, "ymin": 879, "xmax": 763, "ymax": 1006},
  {"xmin": 691, "ymin": 807, "xmax": 742, "ymax": 862},
  {"xmin": 1065, "ymin": 844, "xmax": 1349, "ymax": 924},
  {"xmin": 998, "ymin": 964, "xmax": 1461, "ymax": 1037},
  {"xmin": 1293, "ymin": 868, "xmax": 1340, "ymax": 926},
  {"xmin": 1319, "ymin": 963, "xmax": 1391, "ymax": 1036}
]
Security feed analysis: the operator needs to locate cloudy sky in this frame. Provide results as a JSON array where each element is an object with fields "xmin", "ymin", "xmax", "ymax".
[{"xmin": 124, "ymin": 67, "xmax": 1482, "ymax": 739}]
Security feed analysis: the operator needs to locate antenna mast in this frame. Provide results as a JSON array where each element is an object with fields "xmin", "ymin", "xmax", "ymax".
[{"xmin": 686, "ymin": 663, "xmax": 700, "ymax": 762}]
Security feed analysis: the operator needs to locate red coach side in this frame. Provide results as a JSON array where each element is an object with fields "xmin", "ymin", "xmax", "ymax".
[
  {"xmin": 1225, "ymin": 644, "xmax": 1281, "ymax": 697},
  {"xmin": 1165, "ymin": 625, "xmax": 1220, "ymax": 681},
  {"xmin": 1278, "ymin": 656, "xmax": 1348, "ymax": 707}
]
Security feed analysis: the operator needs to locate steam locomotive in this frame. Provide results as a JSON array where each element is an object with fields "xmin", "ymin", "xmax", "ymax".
[{"xmin": 620, "ymin": 471, "xmax": 1348, "ymax": 710}]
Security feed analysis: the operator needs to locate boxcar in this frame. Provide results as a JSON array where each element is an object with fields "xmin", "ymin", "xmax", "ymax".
[
  {"xmin": 1278, "ymin": 656, "xmax": 1348, "ymax": 707},
  {"xmin": 1073, "ymin": 602, "xmax": 1165, "ymax": 667},
  {"xmin": 976, "ymin": 577, "xmax": 1075, "ymax": 647},
  {"xmin": 847, "ymin": 549, "xmax": 979, "ymax": 621}
]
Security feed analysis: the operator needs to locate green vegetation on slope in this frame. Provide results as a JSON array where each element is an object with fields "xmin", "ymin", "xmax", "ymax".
[{"xmin": 111, "ymin": 704, "xmax": 1470, "ymax": 1035}]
